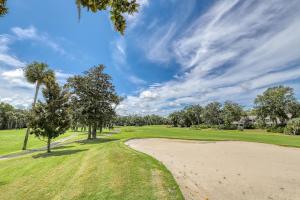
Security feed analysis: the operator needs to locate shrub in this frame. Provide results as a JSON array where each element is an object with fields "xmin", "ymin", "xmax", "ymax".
[
  {"xmin": 284, "ymin": 118, "xmax": 300, "ymax": 135},
  {"xmin": 266, "ymin": 126, "xmax": 285, "ymax": 133},
  {"xmin": 190, "ymin": 124, "xmax": 211, "ymax": 130},
  {"xmin": 218, "ymin": 124, "xmax": 237, "ymax": 130}
]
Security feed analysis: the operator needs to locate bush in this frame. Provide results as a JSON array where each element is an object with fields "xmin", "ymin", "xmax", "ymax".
[
  {"xmin": 217, "ymin": 124, "xmax": 238, "ymax": 130},
  {"xmin": 190, "ymin": 124, "xmax": 211, "ymax": 130},
  {"xmin": 266, "ymin": 126, "xmax": 285, "ymax": 133},
  {"xmin": 284, "ymin": 118, "xmax": 300, "ymax": 135}
]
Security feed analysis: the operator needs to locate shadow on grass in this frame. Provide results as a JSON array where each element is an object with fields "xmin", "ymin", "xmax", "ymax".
[
  {"xmin": 76, "ymin": 138, "xmax": 119, "ymax": 145},
  {"xmin": 32, "ymin": 149, "xmax": 88, "ymax": 159},
  {"xmin": 0, "ymin": 181, "xmax": 7, "ymax": 186},
  {"xmin": 52, "ymin": 145, "xmax": 75, "ymax": 150}
]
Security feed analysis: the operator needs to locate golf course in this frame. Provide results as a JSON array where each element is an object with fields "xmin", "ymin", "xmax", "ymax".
[
  {"xmin": 1, "ymin": 126, "xmax": 300, "ymax": 200},
  {"xmin": 1, "ymin": 0, "xmax": 300, "ymax": 199}
]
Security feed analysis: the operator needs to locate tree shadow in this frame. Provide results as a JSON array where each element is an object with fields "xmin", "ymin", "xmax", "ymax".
[
  {"xmin": 52, "ymin": 145, "xmax": 75, "ymax": 150},
  {"xmin": 0, "ymin": 181, "xmax": 7, "ymax": 186},
  {"xmin": 76, "ymin": 138, "xmax": 119, "ymax": 145},
  {"xmin": 32, "ymin": 149, "xmax": 88, "ymax": 159}
]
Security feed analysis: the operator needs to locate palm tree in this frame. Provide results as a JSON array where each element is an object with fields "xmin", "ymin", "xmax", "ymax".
[{"xmin": 22, "ymin": 62, "xmax": 54, "ymax": 150}]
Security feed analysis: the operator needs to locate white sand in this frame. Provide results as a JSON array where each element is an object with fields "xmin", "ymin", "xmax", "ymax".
[{"xmin": 126, "ymin": 139, "xmax": 300, "ymax": 200}]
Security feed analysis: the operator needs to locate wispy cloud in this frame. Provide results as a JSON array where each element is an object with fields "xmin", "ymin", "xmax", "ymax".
[
  {"xmin": 11, "ymin": 26, "xmax": 71, "ymax": 58},
  {"xmin": 111, "ymin": 38, "xmax": 146, "ymax": 85},
  {"xmin": 0, "ymin": 35, "xmax": 26, "ymax": 67},
  {"xmin": 117, "ymin": 0, "xmax": 300, "ymax": 116}
]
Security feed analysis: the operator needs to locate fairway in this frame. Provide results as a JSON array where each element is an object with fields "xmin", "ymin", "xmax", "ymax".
[
  {"xmin": 1, "ymin": 126, "xmax": 300, "ymax": 200},
  {"xmin": 0, "ymin": 129, "xmax": 79, "ymax": 155}
]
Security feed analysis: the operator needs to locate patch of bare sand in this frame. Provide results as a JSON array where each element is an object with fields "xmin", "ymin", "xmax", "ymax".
[{"xmin": 126, "ymin": 139, "xmax": 300, "ymax": 200}]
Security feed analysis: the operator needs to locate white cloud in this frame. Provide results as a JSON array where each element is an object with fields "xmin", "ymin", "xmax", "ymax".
[
  {"xmin": 128, "ymin": 75, "xmax": 146, "ymax": 85},
  {"xmin": 117, "ymin": 0, "xmax": 300, "ymax": 116},
  {"xmin": 0, "ymin": 35, "xmax": 26, "ymax": 67},
  {"xmin": 0, "ymin": 28, "xmax": 73, "ymax": 108},
  {"xmin": 11, "ymin": 26, "xmax": 69, "ymax": 57}
]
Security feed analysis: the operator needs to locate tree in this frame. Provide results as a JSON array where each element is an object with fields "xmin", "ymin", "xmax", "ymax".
[
  {"xmin": 222, "ymin": 101, "xmax": 243, "ymax": 126},
  {"xmin": 284, "ymin": 118, "xmax": 300, "ymax": 135},
  {"xmin": 254, "ymin": 86, "xmax": 298, "ymax": 126},
  {"xmin": 29, "ymin": 75, "xmax": 71, "ymax": 153},
  {"xmin": 22, "ymin": 62, "xmax": 55, "ymax": 150},
  {"xmin": 203, "ymin": 102, "xmax": 222, "ymax": 125},
  {"xmin": 67, "ymin": 64, "xmax": 120, "ymax": 139},
  {"xmin": 0, "ymin": 102, "xmax": 28, "ymax": 130},
  {"xmin": 76, "ymin": 0, "xmax": 139, "ymax": 34},
  {"xmin": 0, "ymin": 0, "xmax": 7, "ymax": 17},
  {"xmin": 1, "ymin": 0, "xmax": 139, "ymax": 34}
]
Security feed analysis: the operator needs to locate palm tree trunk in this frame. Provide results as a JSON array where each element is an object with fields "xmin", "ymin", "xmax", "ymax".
[{"xmin": 22, "ymin": 82, "xmax": 40, "ymax": 150}]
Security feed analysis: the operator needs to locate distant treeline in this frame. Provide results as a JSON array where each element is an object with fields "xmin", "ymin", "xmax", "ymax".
[
  {"xmin": 117, "ymin": 86, "xmax": 300, "ymax": 135},
  {"xmin": 0, "ymin": 102, "xmax": 28, "ymax": 130},
  {"xmin": 115, "ymin": 115, "xmax": 168, "ymax": 126}
]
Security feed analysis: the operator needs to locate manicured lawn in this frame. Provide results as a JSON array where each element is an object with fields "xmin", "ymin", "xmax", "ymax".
[
  {"xmin": 0, "ymin": 129, "xmax": 79, "ymax": 155},
  {"xmin": 0, "ymin": 138, "xmax": 183, "ymax": 200},
  {"xmin": 1, "ymin": 126, "xmax": 300, "ymax": 200},
  {"xmin": 113, "ymin": 126, "xmax": 300, "ymax": 148}
]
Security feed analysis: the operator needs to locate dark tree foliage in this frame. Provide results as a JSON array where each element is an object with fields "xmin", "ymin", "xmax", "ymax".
[
  {"xmin": 0, "ymin": 0, "xmax": 8, "ymax": 17},
  {"xmin": 254, "ymin": 86, "xmax": 299, "ymax": 126},
  {"xmin": 203, "ymin": 102, "xmax": 223, "ymax": 125},
  {"xmin": 116, "ymin": 115, "xmax": 168, "ymax": 126},
  {"xmin": 29, "ymin": 76, "xmax": 71, "ymax": 153},
  {"xmin": 0, "ymin": 102, "xmax": 28, "ymax": 130},
  {"xmin": 222, "ymin": 101, "xmax": 243, "ymax": 126},
  {"xmin": 67, "ymin": 65, "xmax": 120, "ymax": 139},
  {"xmin": 76, "ymin": 0, "xmax": 139, "ymax": 34},
  {"xmin": 22, "ymin": 62, "xmax": 55, "ymax": 150}
]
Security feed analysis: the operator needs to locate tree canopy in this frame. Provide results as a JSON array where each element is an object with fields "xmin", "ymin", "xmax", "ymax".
[
  {"xmin": 67, "ymin": 64, "xmax": 120, "ymax": 139},
  {"xmin": 29, "ymin": 74, "xmax": 71, "ymax": 153},
  {"xmin": 254, "ymin": 86, "xmax": 299, "ymax": 125},
  {"xmin": 0, "ymin": 0, "xmax": 8, "ymax": 17}
]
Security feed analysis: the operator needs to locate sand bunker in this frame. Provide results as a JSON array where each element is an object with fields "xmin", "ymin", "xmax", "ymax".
[{"xmin": 126, "ymin": 139, "xmax": 300, "ymax": 200}]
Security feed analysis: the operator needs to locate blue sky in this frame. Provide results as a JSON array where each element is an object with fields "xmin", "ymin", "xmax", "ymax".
[{"xmin": 0, "ymin": 0, "xmax": 300, "ymax": 115}]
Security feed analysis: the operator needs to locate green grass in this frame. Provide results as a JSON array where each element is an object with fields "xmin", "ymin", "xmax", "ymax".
[
  {"xmin": 112, "ymin": 126, "xmax": 300, "ymax": 148},
  {"xmin": 0, "ymin": 129, "xmax": 78, "ymax": 155},
  {"xmin": 1, "ymin": 126, "xmax": 300, "ymax": 200}
]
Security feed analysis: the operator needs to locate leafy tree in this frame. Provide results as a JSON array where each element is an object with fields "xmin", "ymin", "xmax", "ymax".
[
  {"xmin": 254, "ymin": 86, "xmax": 298, "ymax": 126},
  {"xmin": 168, "ymin": 112, "xmax": 181, "ymax": 127},
  {"xmin": 284, "ymin": 118, "xmax": 300, "ymax": 135},
  {"xmin": 76, "ymin": 0, "xmax": 139, "ymax": 34},
  {"xmin": 0, "ymin": 0, "xmax": 8, "ymax": 17},
  {"xmin": 67, "ymin": 65, "xmax": 120, "ymax": 139},
  {"xmin": 22, "ymin": 62, "xmax": 54, "ymax": 150},
  {"xmin": 203, "ymin": 102, "xmax": 222, "ymax": 125},
  {"xmin": 29, "ymin": 75, "xmax": 71, "ymax": 153},
  {"xmin": 222, "ymin": 101, "xmax": 243, "ymax": 126}
]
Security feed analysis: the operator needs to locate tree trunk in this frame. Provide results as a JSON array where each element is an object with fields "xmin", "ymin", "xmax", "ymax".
[
  {"xmin": 92, "ymin": 124, "xmax": 97, "ymax": 139},
  {"xmin": 22, "ymin": 82, "xmax": 40, "ymax": 150},
  {"xmin": 88, "ymin": 124, "xmax": 92, "ymax": 139},
  {"xmin": 47, "ymin": 137, "xmax": 51, "ymax": 153}
]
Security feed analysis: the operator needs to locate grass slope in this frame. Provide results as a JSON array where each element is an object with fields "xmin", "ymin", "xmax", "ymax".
[
  {"xmin": 0, "ymin": 129, "xmax": 78, "ymax": 155},
  {"xmin": 1, "ymin": 126, "xmax": 300, "ymax": 200},
  {"xmin": 0, "ymin": 138, "xmax": 183, "ymax": 200}
]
